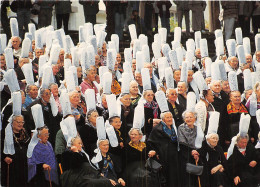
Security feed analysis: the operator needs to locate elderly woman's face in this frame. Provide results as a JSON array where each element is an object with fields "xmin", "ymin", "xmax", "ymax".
[
  {"xmin": 21, "ymin": 91, "xmax": 26, "ymax": 104},
  {"xmin": 135, "ymin": 73, "xmax": 142, "ymax": 85},
  {"xmin": 35, "ymin": 49, "xmax": 43, "ymax": 58},
  {"xmin": 245, "ymin": 89, "xmax": 253, "ymax": 100},
  {"xmin": 72, "ymin": 138, "xmax": 83, "ymax": 152},
  {"xmin": 246, "ymin": 55, "xmax": 252, "ymax": 64},
  {"xmin": 70, "ymin": 93, "xmax": 80, "ymax": 106},
  {"xmin": 102, "ymin": 95, "xmax": 108, "ymax": 108},
  {"xmin": 130, "ymin": 82, "xmax": 139, "ymax": 95},
  {"xmin": 111, "ymin": 117, "xmax": 121, "ymax": 130},
  {"xmin": 177, "ymin": 82, "xmax": 186, "ymax": 95},
  {"xmin": 167, "ymin": 89, "xmax": 178, "ymax": 103},
  {"xmin": 41, "ymin": 89, "xmax": 51, "ymax": 103},
  {"xmin": 144, "ymin": 90, "xmax": 154, "ymax": 103},
  {"xmin": 89, "ymin": 112, "xmax": 99, "ymax": 126},
  {"xmin": 116, "ymin": 53, "xmax": 121, "ymax": 63},
  {"xmin": 12, "ymin": 116, "xmax": 24, "ymax": 133},
  {"xmin": 50, "ymin": 85, "xmax": 59, "ymax": 97},
  {"xmin": 77, "ymin": 67, "xmax": 82, "ymax": 78},
  {"xmin": 211, "ymin": 81, "xmax": 222, "ymax": 94},
  {"xmin": 102, "ymin": 43, "xmax": 107, "ymax": 53},
  {"xmin": 163, "ymin": 112, "xmax": 173, "ymax": 126},
  {"xmin": 129, "ymin": 129, "xmax": 142, "ymax": 143},
  {"xmin": 38, "ymin": 128, "xmax": 49, "ymax": 144},
  {"xmin": 229, "ymin": 57, "xmax": 238, "ymax": 69},
  {"xmin": 87, "ymin": 69, "xmax": 96, "ymax": 82},
  {"xmin": 256, "ymin": 51, "xmax": 260, "ymax": 62},
  {"xmin": 99, "ymin": 140, "xmax": 109, "ymax": 154},
  {"xmin": 207, "ymin": 134, "xmax": 219, "ymax": 147},
  {"xmin": 0, "ymin": 55, "xmax": 6, "ymax": 70},
  {"xmin": 237, "ymin": 138, "xmax": 248, "ymax": 149},
  {"xmin": 29, "ymin": 86, "xmax": 39, "ymax": 99},
  {"xmin": 12, "ymin": 37, "xmax": 21, "ymax": 49},
  {"xmin": 230, "ymin": 91, "xmax": 241, "ymax": 105},
  {"xmin": 120, "ymin": 94, "xmax": 131, "ymax": 107},
  {"xmin": 184, "ymin": 112, "xmax": 196, "ymax": 127}
]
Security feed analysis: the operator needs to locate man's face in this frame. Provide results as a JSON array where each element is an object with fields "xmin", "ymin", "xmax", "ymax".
[
  {"xmin": 229, "ymin": 57, "xmax": 238, "ymax": 69},
  {"xmin": 230, "ymin": 91, "xmax": 241, "ymax": 105},
  {"xmin": 174, "ymin": 70, "xmax": 181, "ymax": 83},
  {"xmin": 187, "ymin": 70, "xmax": 193, "ymax": 83},
  {"xmin": 211, "ymin": 81, "xmax": 222, "ymax": 94},
  {"xmin": 177, "ymin": 82, "xmax": 186, "ymax": 95},
  {"xmin": 12, "ymin": 37, "xmax": 21, "ymax": 49},
  {"xmin": 29, "ymin": 86, "xmax": 39, "ymax": 99}
]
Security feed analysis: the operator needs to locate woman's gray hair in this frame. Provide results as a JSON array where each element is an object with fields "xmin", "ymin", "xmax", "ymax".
[
  {"xmin": 86, "ymin": 109, "xmax": 98, "ymax": 121},
  {"xmin": 160, "ymin": 111, "xmax": 172, "ymax": 121},
  {"xmin": 84, "ymin": 65, "xmax": 96, "ymax": 76},
  {"xmin": 182, "ymin": 109, "xmax": 197, "ymax": 120},
  {"xmin": 166, "ymin": 88, "xmax": 177, "ymax": 97},
  {"xmin": 70, "ymin": 136, "xmax": 82, "ymax": 146},
  {"xmin": 143, "ymin": 89, "xmax": 154, "ymax": 97},
  {"xmin": 12, "ymin": 115, "xmax": 24, "ymax": 122},
  {"xmin": 97, "ymin": 139, "xmax": 109, "ymax": 147},
  {"xmin": 205, "ymin": 133, "xmax": 219, "ymax": 140},
  {"xmin": 25, "ymin": 84, "xmax": 38, "ymax": 94},
  {"xmin": 236, "ymin": 134, "xmax": 249, "ymax": 142},
  {"xmin": 128, "ymin": 128, "xmax": 143, "ymax": 136},
  {"xmin": 130, "ymin": 80, "xmax": 138, "ymax": 87},
  {"xmin": 68, "ymin": 90, "xmax": 79, "ymax": 98},
  {"xmin": 48, "ymin": 83, "xmax": 58, "ymax": 90}
]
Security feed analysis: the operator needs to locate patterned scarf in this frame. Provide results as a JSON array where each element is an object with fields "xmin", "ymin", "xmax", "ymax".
[
  {"xmin": 111, "ymin": 80, "xmax": 121, "ymax": 96},
  {"xmin": 144, "ymin": 101, "xmax": 159, "ymax": 118},
  {"xmin": 129, "ymin": 141, "xmax": 146, "ymax": 152},
  {"xmin": 116, "ymin": 129, "xmax": 123, "ymax": 142},
  {"xmin": 227, "ymin": 102, "xmax": 248, "ymax": 114},
  {"xmin": 161, "ymin": 121, "xmax": 177, "ymax": 142},
  {"xmin": 102, "ymin": 154, "xmax": 114, "ymax": 177}
]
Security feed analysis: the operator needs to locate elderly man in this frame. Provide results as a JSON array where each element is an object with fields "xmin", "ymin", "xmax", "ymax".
[
  {"xmin": 228, "ymin": 134, "xmax": 260, "ymax": 187},
  {"xmin": 166, "ymin": 88, "xmax": 184, "ymax": 127},
  {"xmin": 23, "ymin": 85, "xmax": 39, "ymax": 108},
  {"xmin": 12, "ymin": 36, "xmax": 22, "ymax": 58},
  {"xmin": 26, "ymin": 88, "xmax": 60, "ymax": 147},
  {"xmin": 80, "ymin": 65, "xmax": 98, "ymax": 95},
  {"xmin": 177, "ymin": 81, "xmax": 187, "ymax": 109}
]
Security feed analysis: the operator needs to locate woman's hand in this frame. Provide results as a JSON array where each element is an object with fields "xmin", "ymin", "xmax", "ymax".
[
  {"xmin": 118, "ymin": 178, "xmax": 126, "ymax": 186},
  {"xmin": 4, "ymin": 157, "xmax": 12, "ymax": 164},
  {"xmin": 148, "ymin": 150, "xmax": 156, "ymax": 157},
  {"xmin": 249, "ymin": 160, "xmax": 257, "ymax": 168},
  {"xmin": 211, "ymin": 164, "xmax": 222, "ymax": 174},
  {"xmin": 43, "ymin": 164, "xmax": 51, "ymax": 170},
  {"xmin": 191, "ymin": 150, "xmax": 199, "ymax": 161},
  {"xmin": 71, "ymin": 146, "xmax": 78, "ymax": 152},
  {"xmin": 234, "ymin": 176, "xmax": 241, "ymax": 185},
  {"xmin": 109, "ymin": 179, "xmax": 117, "ymax": 186}
]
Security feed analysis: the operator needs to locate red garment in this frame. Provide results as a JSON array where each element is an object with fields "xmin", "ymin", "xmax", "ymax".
[{"xmin": 80, "ymin": 81, "xmax": 98, "ymax": 95}]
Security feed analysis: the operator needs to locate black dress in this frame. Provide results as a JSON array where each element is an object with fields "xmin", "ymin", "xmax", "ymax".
[
  {"xmin": 198, "ymin": 141, "xmax": 229, "ymax": 187},
  {"xmin": 148, "ymin": 121, "xmax": 180, "ymax": 186},
  {"xmin": 167, "ymin": 101, "xmax": 184, "ymax": 128},
  {"xmin": 1, "ymin": 129, "xmax": 30, "ymax": 187},
  {"xmin": 228, "ymin": 144, "xmax": 260, "ymax": 187},
  {"xmin": 60, "ymin": 150, "xmax": 114, "ymax": 187},
  {"xmin": 124, "ymin": 143, "xmax": 158, "ymax": 187}
]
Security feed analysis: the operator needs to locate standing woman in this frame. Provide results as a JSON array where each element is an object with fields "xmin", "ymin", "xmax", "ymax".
[
  {"xmin": 1, "ymin": 115, "xmax": 30, "ymax": 187},
  {"xmin": 55, "ymin": 0, "xmax": 71, "ymax": 35},
  {"xmin": 178, "ymin": 110, "xmax": 204, "ymax": 187}
]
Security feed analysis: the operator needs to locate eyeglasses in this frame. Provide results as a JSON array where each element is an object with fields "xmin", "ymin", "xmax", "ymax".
[{"xmin": 14, "ymin": 121, "xmax": 25, "ymax": 124}]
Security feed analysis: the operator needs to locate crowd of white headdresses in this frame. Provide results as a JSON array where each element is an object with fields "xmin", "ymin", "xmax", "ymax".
[{"xmin": 1, "ymin": 16, "xmax": 260, "ymax": 159}]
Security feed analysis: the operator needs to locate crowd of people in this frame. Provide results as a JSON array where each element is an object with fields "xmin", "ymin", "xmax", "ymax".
[{"xmin": 1, "ymin": 1, "xmax": 260, "ymax": 187}]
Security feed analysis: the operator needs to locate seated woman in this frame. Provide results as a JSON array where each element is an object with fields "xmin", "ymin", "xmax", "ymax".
[
  {"xmin": 129, "ymin": 80, "xmax": 141, "ymax": 108},
  {"xmin": 124, "ymin": 128, "xmax": 158, "ymax": 187},
  {"xmin": 61, "ymin": 136, "xmax": 114, "ymax": 187},
  {"xmin": 69, "ymin": 90, "xmax": 85, "ymax": 127},
  {"xmin": 97, "ymin": 139, "xmax": 126, "ymax": 187},
  {"xmin": 148, "ymin": 111, "xmax": 180, "ymax": 186},
  {"xmin": 228, "ymin": 134, "xmax": 260, "ymax": 187},
  {"xmin": 198, "ymin": 133, "xmax": 229, "ymax": 187},
  {"xmin": 28, "ymin": 126, "xmax": 59, "ymax": 186},
  {"xmin": 178, "ymin": 110, "xmax": 203, "ymax": 187}
]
